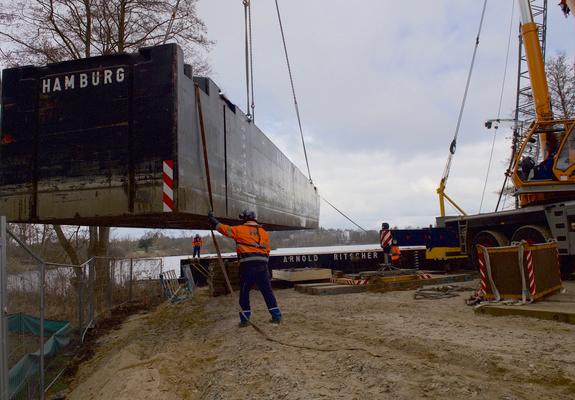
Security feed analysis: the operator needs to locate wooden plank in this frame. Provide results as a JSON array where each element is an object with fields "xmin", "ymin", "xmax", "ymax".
[
  {"xmin": 272, "ymin": 268, "xmax": 332, "ymax": 282},
  {"xmin": 475, "ymin": 303, "xmax": 575, "ymax": 324},
  {"xmin": 306, "ymin": 285, "xmax": 368, "ymax": 296},
  {"xmin": 370, "ymin": 274, "xmax": 419, "ymax": 284},
  {"xmin": 294, "ymin": 282, "xmax": 336, "ymax": 294},
  {"xmin": 356, "ymin": 269, "xmax": 418, "ymax": 278},
  {"xmin": 369, "ymin": 273, "xmax": 476, "ymax": 293}
]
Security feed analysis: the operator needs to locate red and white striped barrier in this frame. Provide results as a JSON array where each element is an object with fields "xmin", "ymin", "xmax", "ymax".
[
  {"xmin": 163, "ymin": 160, "xmax": 174, "ymax": 212},
  {"xmin": 477, "ymin": 250, "xmax": 487, "ymax": 297},
  {"xmin": 525, "ymin": 250, "xmax": 537, "ymax": 297},
  {"xmin": 380, "ymin": 229, "xmax": 392, "ymax": 248}
]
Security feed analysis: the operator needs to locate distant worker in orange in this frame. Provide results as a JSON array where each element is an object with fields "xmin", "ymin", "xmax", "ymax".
[
  {"xmin": 192, "ymin": 234, "xmax": 203, "ymax": 259},
  {"xmin": 208, "ymin": 209, "xmax": 282, "ymax": 327},
  {"xmin": 390, "ymin": 240, "xmax": 401, "ymax": 266},
  {"xmin": 560, "ymin": 0, "xmax": 574, "ymax": 18}
]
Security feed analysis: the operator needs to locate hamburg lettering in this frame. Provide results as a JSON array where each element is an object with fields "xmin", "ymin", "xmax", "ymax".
[{"xmin": 41, "ymin": 67, "xmax": 125, "ymax": 94}]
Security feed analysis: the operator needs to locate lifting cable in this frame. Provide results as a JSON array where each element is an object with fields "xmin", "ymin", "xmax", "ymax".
[
  {"xmin": 321, "ymin": 196, "xmax": 368, "ymax": 233},
  {"xmin": 273, "ymin": 0, "xmax": 367, "ymax": 231},
  {"xmin": 274, "ymin": 0, "xmax": 312, "ymax": 183},
  {"xmin": 479, "ymin": 0, "xmax": 515, "ymax": 213},
  {"xmin": 195, "ymin": 83, "xmax": 383, "ymax": 358},
  {"xmin": 244, "ymin": 0, "xmax": 255, "ymax": 121},
  {"xmin": 440, "ymin": 0, "xmax": 488, "ymax": 189}
]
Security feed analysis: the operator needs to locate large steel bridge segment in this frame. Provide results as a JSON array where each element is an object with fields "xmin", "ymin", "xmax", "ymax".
[{"xmin": 0, "ymin": 44, "xmax": 319, "ymax": 230}]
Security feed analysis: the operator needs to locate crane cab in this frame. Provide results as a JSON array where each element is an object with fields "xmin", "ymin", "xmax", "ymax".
[{"xmin": 512, "ymin": 118, "xmax": 575, "ymax": 206}]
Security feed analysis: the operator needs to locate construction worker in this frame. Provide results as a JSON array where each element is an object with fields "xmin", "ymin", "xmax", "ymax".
[
  {"xmin": 208, "ymin": 209, "xmax": 282, "ymax": 327},
  {"xmin": 390, "ymin": 240, "xmax": 401, "ymax": 265},
  {"xmin": 192, "ymin": 234, "xmax": 203, "ymax": 258}
]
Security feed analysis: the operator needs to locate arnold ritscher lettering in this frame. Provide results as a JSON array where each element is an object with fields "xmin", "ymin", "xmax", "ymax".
[{"xmin": 41, "ymin": 67, "xmax": 126, "ymax": 94}]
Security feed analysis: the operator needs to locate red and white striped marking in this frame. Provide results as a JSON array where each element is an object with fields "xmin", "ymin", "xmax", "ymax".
[
  {"xmin": 525, "ymin": 250, "xmax": 537, "ymax": 297},
  {"xmin": 330, "ymin": 278, "xmax": 369, "ymax": 285},
  {"xmin": 380, "ymin": 229, "xmax": 392, "ymax": 248},
  {"xmin": 163, "ymin": 160, "xmax": 174, "ymax": 212},
  {"xmin": 478, "ymin": 249, "xmax": 488, "ymax": 296},
  {"xmin": 417, "ymin": 273, "xmax": 433, "ymax": 280}
]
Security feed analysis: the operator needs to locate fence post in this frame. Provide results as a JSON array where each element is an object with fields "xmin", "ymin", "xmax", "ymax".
[
  {"xmin": 107, "ymin": 259, "xmax": 113, "ymax": 315},
  {"xmin": 78, "ymin": 266, "xmax": 84, "ymax": 337},
  {"xmin": 0, "ymin": 217, "xmax": 9, "ymax": 400},
  {"xmin": 39, "ymin": 260, "xmax": 46, "ymax": 399},
  {"xmin": 89, "ymin": 259, "xmax": 95, "ymax": 327},
  {"xmin": 129, "ymin": 259, "xmax": 133, "ymax": 301}
]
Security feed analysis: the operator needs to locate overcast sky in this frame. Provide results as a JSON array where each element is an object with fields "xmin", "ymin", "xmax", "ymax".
[{"xmin": 184, "ymin": 0, "xmax": 575, "ymax": 232}]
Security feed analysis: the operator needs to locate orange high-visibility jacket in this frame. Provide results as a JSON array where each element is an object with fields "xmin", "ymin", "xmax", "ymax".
[
  {"xmin": 192, "ymin": 237, "xmax": 203, "ymax": 247},
  {"xmin": 217, "ymin": 221, "xmax": 270, "ymax": 264},
  {"xmin": 391, "ymin": 245, "xmax": 401, "ymax": 262}
]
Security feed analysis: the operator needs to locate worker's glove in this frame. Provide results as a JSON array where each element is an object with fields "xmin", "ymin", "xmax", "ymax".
[{"xmin": 208, "ymin": 210, "xmax": 219, "ymax": 229}]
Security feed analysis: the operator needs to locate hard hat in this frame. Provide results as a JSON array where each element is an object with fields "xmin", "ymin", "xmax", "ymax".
[{"xmin": 239, "ymin": 209, "xmax": 257, "ymax": 222}]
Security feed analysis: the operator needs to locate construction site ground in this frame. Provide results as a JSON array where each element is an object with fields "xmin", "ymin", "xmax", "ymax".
[{"xmin": 65, "ymin": 280, "xmax": 575, "ymax": 400}]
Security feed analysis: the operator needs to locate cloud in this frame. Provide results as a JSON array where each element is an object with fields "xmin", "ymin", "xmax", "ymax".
[{"xmin": 195, "ymin": 0, "xmax": 575, "ymax": 230}]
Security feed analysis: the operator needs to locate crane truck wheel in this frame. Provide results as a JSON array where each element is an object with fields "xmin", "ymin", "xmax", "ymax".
[
  {"xmin": 470, "ymin": 230, "xmax": 509, "ymax": 270},
  {"xmin": 510, "ymin": 225, "xmax": 551, "ymax": 245}
]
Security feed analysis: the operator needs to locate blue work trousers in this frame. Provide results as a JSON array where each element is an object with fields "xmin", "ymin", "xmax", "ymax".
[
  {"xmin": 193, "ymin": 246, "xmax": 201, "ymax": 258},
  {"xmin": 239, "ymin": 262, "xmax": 281, "ymax": 322}
]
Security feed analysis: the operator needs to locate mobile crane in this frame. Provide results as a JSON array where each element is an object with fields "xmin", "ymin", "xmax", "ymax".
[{"xmin": 395, "ymin": 0, "xmax": 575, "ymax": 274}]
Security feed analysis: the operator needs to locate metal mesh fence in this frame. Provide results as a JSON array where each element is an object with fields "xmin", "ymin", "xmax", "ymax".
[
  {"xmin": 0, "ymin": 223, "xmax": 164, "ymax": 400},
  {"xmin": 6, "ymin": 250, "xmax": 42, "ymax": 400}
]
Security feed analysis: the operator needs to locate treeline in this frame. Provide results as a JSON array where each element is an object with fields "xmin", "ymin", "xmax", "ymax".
[
  {"xmin": 115, "ymin": 227, "xmax": 383, "ymax": 257},
  {"xmin": 7, "ymin": 224, "xmax": 386, "ymax": 267}
]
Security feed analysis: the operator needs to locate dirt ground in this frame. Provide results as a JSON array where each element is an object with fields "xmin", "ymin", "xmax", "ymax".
[{"xmin": 64, "ymin": 281, "xmax": 575, "ymax": 400}]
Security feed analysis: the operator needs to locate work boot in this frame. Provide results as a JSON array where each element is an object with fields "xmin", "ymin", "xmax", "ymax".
[{"xmin": 239, "ymin": 320, "xmax": 250, "ymax": 328}]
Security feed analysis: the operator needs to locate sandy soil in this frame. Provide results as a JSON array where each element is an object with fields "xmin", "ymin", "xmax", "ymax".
[{"xmin": 65, "ymin": 281, "xmax": 575, "ymax": 400}]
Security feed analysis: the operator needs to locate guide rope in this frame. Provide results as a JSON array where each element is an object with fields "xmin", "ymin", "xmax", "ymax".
[
  {"xmin": 479, "ymin": 0, "xmax": 515, "ymax": 213},
  {"xmin": 321, "ymin": 196, "xmax": 368, "ymax": 233},
  {"xmin": 195, "ymin": 83, "xmax": 383, "ymax": 357},
  {"xmin": 414, "ymin": 285, "xmax": 472, "ymax": 300}
]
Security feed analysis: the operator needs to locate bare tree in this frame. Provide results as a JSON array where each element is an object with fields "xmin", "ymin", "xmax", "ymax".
[
  {"xmin": 0, "ymin": 0, "xmax": 212, "ymax": 73},
  {"xmin": 547, "ymin": 53, "xmax": 575, "ymax": 119},
  {"xmin": 0, "ymin": 0, "xmax": 212, "ymax": 266}
]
